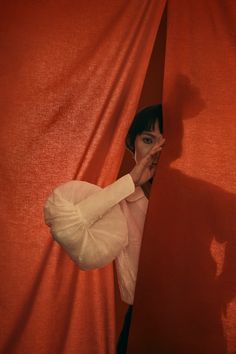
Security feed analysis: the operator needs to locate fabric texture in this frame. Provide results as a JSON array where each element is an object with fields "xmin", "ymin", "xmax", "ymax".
[
  {"xmin": 2, "ymin": 0, "xmax": 234, "ymax": 353},
  {"xmin": 128, "ymin": 1, "xmax": 236, "ymax": 353},
  {"xmin": 0, "ymin": 1, "xmax": 166, "ymax": 353},
  {"xmin": 44, "ymin": 173, "xmax": 148, "ymax": 304}
]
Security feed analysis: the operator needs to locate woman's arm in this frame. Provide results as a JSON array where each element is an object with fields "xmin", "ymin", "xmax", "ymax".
[
  {"xmin": 43, "ymin": 174, "xmax": 135, "ymax": 269},
  {"xmin": 43, "ymin": 138, "xmax": 165, "ymax": 269},
  {"xmin": 74, "ymin": 173, "xmax": 135, "ymax": 226}
]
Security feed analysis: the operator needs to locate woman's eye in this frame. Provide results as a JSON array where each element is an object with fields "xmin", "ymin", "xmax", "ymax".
[{"xmin": 143, "ymin": 137, "xmax": 153, "ymax": 144}]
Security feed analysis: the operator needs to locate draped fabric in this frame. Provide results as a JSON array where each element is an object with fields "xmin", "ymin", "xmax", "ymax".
[
  {"xmin": 0, "ymin": 1, "xmax": 166, "ymax": 354},
  {"xmin": 129, "ymin": 1, "xmax": 236, "ymax": 353},
  {"xmin": 115, "ymin": 6, "xmax": 167, "ymax": 337}
]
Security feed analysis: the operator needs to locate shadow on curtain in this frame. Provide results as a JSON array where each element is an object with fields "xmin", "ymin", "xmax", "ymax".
[{"xmin": 129, "ymin": 1, "xmax": 236, "ymax": 353}]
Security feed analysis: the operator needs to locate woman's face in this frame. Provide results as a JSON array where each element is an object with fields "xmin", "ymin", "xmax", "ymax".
[{"xmin": 134, "ymin": 121, "xmax": 162, "ymax": 165}]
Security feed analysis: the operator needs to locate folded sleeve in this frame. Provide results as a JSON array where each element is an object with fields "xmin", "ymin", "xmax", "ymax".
[{"xmin": 43, "ymin": 174, "xmax": 135, "ymax": 270}]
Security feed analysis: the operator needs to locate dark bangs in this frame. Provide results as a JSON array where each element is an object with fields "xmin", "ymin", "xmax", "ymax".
[{"xmin": 125, "ymin": 104, "xmax": 163, "ymax": 153}]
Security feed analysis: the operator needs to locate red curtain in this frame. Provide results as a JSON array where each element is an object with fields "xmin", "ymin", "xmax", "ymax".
[
  {"xmin": 129, "ymin": 1, "xmax": 236, "ymax": 353},
  {"xmin": 116, "ymin": 7, "xmax": 167, "ymax": 336},
  {"xmin": 0, "ymin": 1, "xmax": 166, "ymax": 354}
]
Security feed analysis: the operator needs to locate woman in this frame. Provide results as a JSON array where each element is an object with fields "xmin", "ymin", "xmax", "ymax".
[{"xmin": 44, "ymin": 104, "xmax": 165, "ymax": 353}]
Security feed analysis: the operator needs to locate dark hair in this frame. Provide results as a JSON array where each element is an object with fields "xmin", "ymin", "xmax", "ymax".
[{"xmin": 125, "ymin": 104, "xmax": 163, "ymax": 153}]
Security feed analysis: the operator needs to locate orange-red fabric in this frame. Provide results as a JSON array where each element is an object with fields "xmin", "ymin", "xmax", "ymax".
[
  {"xmin": 0, "ymin": 1, "xmax": 166, "ymax": 354},
  {"xmin": 129, "ymin": 1, "xmax": 236, "ymax": 353},
  {"xmin": 115, "ymin": 7, "xmax": 167, "ymax": 337}
]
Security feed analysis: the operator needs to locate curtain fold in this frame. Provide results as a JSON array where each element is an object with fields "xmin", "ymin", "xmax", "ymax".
[
  {"xmin": 0, "ymin": 1, "xmax": 166, "ymax": 353},
  {"xmin": 129, "ymin": 1, "xmax": 236, "ymax": 353}
]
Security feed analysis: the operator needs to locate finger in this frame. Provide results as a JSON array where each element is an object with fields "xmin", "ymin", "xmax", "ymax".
[
  {"xmin": 150, "ymin": 140, "xmax": 165, "ymax": 154},
  {"xmin": 142, "ymin": 153, "xmax": 161, "ymax": 171},
  {"xmin": 149, "ymin": 139, "xmax": 165, "ymax": 153},
  {"xmin": 138, "ymin": 153, "xmax": 155, "ymax": 170},
  {"xmin": 150, "ymin": 146, "xmax": 162, "ymax": 157},
  {"xmin": 159, "ymin": 138, "xmax": 166, "ymax": 147},
  {"xmin": 140, "ymin": 147, "xmax": 162, "ymax": 168},
  {"xmin": 155, "ymin": 137, "xmax": 165, "ymax": 148},
  {"xmin": 139, "ymin": 139, "xmax": 165, "ymax": 167}
]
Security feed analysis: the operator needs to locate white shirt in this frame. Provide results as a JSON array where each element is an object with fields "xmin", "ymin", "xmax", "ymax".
[{"xmin": 44, "ymin": 174, "xmax": 148, "ymax": 304}]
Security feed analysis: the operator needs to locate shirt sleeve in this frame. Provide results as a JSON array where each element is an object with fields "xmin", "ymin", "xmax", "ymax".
[
  {"xmin": 74, "ymin": 173, "xmax": 135, "ymax": 226},
  {"xmin": 43, "ymin": 173, "xmax": 135, "ymax": 270}
]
